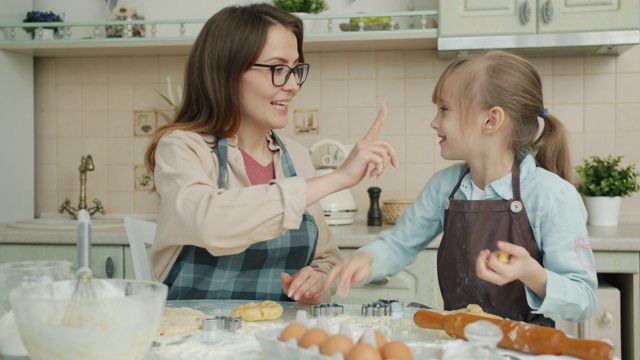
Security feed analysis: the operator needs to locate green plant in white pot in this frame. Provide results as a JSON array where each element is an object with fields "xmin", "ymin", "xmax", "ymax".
[
  {"xmin": 273, "ymin": 0, "xmax": 328, "ymax": 33},
  {"xmin": 273, "ymin": 0, "xmax": 329, "ymax": 14},
  {"xmin": 576, "ymin": 155, "xmax": 640, "ymax": 226}
]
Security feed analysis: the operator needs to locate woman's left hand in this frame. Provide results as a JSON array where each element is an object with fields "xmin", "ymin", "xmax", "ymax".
[{"xmin": 281, "ymin": 267, "xmax": 327, "ymax": 305}]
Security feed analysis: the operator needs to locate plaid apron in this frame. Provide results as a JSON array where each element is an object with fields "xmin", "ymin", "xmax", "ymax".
[{"xmin": 164, "ymin": 132, "xmax": 319, "ymax": 300}]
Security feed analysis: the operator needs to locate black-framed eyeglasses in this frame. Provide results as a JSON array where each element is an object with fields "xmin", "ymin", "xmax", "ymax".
[{"xmin": 252, "ymin": 63, "xmax": 310, "ymax": 87}]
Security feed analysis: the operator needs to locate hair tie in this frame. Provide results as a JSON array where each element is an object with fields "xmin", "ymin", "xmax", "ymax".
[{"xmin": 539, "ymin": 108, "xmax": 548, "ymax": 118}]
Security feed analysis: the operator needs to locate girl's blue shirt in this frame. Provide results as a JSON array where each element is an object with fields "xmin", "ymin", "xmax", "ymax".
[{"xmin": 361, "ymin": 154, "xmax": 597, "ymax": 322}]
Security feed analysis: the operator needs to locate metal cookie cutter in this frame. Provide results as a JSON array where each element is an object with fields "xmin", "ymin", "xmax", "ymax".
[
  {"xmin": 203, "ymin": 316, "xmax": 242, "ymax": 332},
  {"xmin": 310, "ymin": 303, "xmax": 344, "ymax": 317},
  {"xmin": 361, "ymin": 299, "xmax": 401, "ymax": 317}
]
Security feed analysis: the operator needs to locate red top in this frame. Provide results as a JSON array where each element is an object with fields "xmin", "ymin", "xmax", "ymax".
[{"xmin": 239, "ymin": 148, "xmax": 275, "ymax": 185}]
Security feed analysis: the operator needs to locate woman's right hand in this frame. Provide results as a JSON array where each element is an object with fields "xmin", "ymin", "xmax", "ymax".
[
  {"xmin": 306, "ymin": 104, "xmax": 398, "ymax": 206},
  {"xmin": 335, "ymin": 103, "xmax": 398, "ymax": 187},
  {"xmin": 324, "ymin": 251, "xmax": 373, "ymax": 297}
]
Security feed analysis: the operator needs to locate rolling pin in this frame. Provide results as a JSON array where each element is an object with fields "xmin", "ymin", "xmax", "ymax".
[{"xmin": 413, "ymin": 309, "xmax": 614, "ymax": 360}]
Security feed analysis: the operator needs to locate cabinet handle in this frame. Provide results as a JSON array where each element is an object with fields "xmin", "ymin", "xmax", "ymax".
[
  {"xmin": 520, "ymin": 0, "xmax": 531, "ymax": 24},
  {"xmin": 597, "ymin": 311, "xmax": 614, "ymax": 327},
  {"xmin": 105, "ymin": 256, "xmax": 115, "ymax": 278},
  {"xmin": 542, "ymin": 0, "xmax": 554, "ymax": 23},
  {"xmin": 369, "ymin": 277, "xmax": 389, "ymax": 286}
]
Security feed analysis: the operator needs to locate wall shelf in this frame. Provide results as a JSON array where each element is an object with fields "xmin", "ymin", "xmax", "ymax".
[{"xmin": 0, "ymin": 11, "xmax": 438, "ymax": 57}]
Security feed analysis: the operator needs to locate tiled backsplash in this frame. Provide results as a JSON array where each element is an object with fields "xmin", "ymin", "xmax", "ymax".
[{"xmin": 34, "ymin": 46, "xmax": 640, "ymax": 218}]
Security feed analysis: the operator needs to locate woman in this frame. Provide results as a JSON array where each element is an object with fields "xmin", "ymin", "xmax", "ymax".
[{"xmin": 145, "ymin": 3, "xmax": 397, "ymax": 305}]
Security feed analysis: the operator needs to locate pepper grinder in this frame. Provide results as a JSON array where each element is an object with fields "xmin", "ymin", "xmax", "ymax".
[{"xmin": 367, "ymin": 187, "xmax": 382, "ymax": 226}]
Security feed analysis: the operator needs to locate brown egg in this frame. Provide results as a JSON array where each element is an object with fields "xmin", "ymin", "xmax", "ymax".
[
  {"xmin": 358, "ymin": 330, "xmax": 388, "ymax": 350},
  {"xmin": 278, "ymin": 322, "xmax": 307, "ymax": 343},
  {"xmin": 346, "ymin": 343, "xmax": 383, "ymax": 360},
  {"xmin": 320, "ymin": 334, "xmax": 354, "ymax": 356},
  {"xmin": 380, "ymin": 340, "xmax": 413, "ymax": 360},
  {"xmin": 298, "ymin": 327, "xmax": 329, "ymax": 349}
]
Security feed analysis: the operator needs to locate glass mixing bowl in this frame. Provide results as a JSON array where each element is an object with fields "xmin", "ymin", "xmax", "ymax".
[
  {"xmin": 0, "ymin": 260, "xmax": 74, "ymax": 357},
  {"xmin": 9, "ymin": 278, "xmax": 168, "ymax": 360}
]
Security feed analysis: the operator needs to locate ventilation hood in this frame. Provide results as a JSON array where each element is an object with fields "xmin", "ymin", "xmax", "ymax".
[{"xmin": 437, "ymin": 30, "xmax": 640, "ymax": 58}]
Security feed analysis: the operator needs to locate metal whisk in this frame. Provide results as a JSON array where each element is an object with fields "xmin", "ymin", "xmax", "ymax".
[{"xmin": 62, "ymin": 209, "xmax": 97, "ymax": 326}]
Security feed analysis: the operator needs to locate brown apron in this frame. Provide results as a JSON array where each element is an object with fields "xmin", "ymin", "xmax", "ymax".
[{"xmin": 437, "ymin": 162, "xmax": 548, "ymax": 325}]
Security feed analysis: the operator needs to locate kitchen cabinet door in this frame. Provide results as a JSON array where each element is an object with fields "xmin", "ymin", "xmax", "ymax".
[
  {"xmin": 439, "ymin": 0, "xmax": 536, "ymax": 37},
  {"xmin": 439, "ymin": 0, "xmax": 639, "ymax": 37},
  {"xmin": 331, "ymin": 249, "xmax": 442, "ymax": 309},
  {"xmin": 538, "ymin": 0, "xmax": 640, "ymax": 34},
  {"xmin": 0, "ymin": 244, "xmax": 125, "ymax": 279}
]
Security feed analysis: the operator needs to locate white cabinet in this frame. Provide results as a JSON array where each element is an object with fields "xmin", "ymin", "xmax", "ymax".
[
  {"xmin": 440, "ymin": 0, "xmax": 536, "ymax": 37},
  {"xmin": 0, "ymin": 244, "xmax": 127, "ymax": 279},
  {"xmin": 330, "ymin": 248, "xmax": 442, "ymax": 309},
  {"xmin": 439, "ymin": 0, "xmax": 640, "ymax": 37}
]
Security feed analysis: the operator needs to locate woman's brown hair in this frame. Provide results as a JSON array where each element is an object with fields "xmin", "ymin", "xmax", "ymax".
[
  {"xmin": 144, "ymin": 3, "xmax": 304, "ymax": 174},
  {"xmin": 432, "ymin": 50, "xmax": 572, "ymax": 181}
]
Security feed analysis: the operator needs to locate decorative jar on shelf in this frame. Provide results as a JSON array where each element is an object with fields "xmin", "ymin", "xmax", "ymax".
[{"xmin": 105, "ymin": 0, "xmax": 146, "ymax": 38}]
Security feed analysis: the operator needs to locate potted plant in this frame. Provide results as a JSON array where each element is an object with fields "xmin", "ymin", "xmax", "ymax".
[
  {"xmin": 273, "ymin": 0, "xmax": 329, "ymax": 32},
  {"xmin": 575, "ymin": 155, "xmax": 640, "ymax": 226},
  {"xmin": 273, "ymin": 0, "xmax": 329, "ymax": 14},
  {"xmin": 23, "ymin": 11, "xmax": 63, "ymax": 40}
]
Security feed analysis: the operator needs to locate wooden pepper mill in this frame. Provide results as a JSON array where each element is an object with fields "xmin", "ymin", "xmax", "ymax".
[{"xmin": 367, "ymin": 187, "xmax": 382, "ymax": 226}]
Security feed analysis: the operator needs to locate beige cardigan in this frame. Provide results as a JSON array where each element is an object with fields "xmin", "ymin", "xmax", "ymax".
[{"xmin": 151, "ymin": 130, "xmax": 341, "ymax": 295}]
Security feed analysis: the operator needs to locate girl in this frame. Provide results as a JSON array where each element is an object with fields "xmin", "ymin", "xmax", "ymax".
[
  {"xmin": 325, "ymin": 51, "xmax": 596, "ymax": 324},
  {"xmin": 145, "ymin": 4, "xmax": 397, "ymax": 304}
]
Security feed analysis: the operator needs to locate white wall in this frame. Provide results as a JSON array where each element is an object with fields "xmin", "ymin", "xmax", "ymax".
[
  {"xmin": 0, "ymin": 52, "xmax": 34, "ymax": 222},
  {"xmin": 0, "ymin": 1, "xmax": 34, "ymax": 222}
]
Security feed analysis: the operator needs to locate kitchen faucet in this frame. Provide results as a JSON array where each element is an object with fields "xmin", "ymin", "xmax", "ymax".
[{"xmin": 58, "ymin": 154, "xmax": 106, "ymax": 219}]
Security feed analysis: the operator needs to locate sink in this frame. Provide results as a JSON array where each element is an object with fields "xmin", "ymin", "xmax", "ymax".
[{"xmin": 7, "ymin": 217, "xmax": 124, "ymax": 231}]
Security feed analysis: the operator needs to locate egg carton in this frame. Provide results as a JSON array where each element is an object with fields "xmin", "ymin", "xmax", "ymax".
[{"xmin": 255, "ymin": 328, "xmax": 342, "ymax": 360}]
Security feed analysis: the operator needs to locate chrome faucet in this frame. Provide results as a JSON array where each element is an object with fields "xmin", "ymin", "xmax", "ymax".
[{"xmin": 58, "ymin": 154, "xmax": 106, "ymax": 219}]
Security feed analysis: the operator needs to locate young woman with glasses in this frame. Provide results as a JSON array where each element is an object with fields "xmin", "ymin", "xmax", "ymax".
[{"xmin": 144, "ymin": 3, "xmax": 397, "ymax": 304}]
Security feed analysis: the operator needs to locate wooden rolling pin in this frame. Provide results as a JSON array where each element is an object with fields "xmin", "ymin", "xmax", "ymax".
[{"xmin": 413, "ymin": 309, "xmax": 614, "ymax": 360}]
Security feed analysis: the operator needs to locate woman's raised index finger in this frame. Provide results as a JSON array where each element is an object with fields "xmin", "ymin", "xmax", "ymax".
[{"xmin": 363, "ymin": 103, "xmax": 387, "ymax": 141}]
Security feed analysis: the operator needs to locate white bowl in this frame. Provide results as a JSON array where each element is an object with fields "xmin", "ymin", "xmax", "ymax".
[{"xmin": 10, "ymin": 278, "xmax": 167, "ymax": 360}]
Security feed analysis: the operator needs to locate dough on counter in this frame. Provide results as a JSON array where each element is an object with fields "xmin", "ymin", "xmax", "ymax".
[
  {"xmin": 157, "ymin": 306, "xmax": 209, "ymax": 336},
  {"xmin": 442, "ymin": 304, "xmax": 502, "ymax": 320},
  {"xmin": 230, "ymin": 300, "xmax": 283, "ymax": 321}
]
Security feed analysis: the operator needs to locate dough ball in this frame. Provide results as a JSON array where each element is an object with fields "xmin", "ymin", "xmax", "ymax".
[
  {"xmin": 229, "ymin": 300, "xmax": 283, "ymax": 321},
  {"xmin": 497, "ymin": 250, "xmax": 511, "ymax": 263}
]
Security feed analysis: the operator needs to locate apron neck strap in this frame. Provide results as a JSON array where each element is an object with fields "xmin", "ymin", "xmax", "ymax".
[
  {"xmin": 215, "ymin": 132, "xmax": 297, "ymax": 188},
  {"xmin": 448, "ymin": 160, "xmax": 522, "ymax": 200}
]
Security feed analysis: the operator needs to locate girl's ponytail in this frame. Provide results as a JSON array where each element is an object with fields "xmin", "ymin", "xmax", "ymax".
[{"xmin": 532, "ymin": 112, "xmax": 572, "ymax": 181}]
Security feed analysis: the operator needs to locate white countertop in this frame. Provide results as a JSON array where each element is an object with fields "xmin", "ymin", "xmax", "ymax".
[{"xmin": 0, "ymin": 216, "xmax": 639, "ymax": 252}]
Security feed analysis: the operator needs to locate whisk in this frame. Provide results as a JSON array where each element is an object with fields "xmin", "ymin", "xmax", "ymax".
[{"xmin": 62, "ymin": 209, "xmax": 97, "ymax": 326}]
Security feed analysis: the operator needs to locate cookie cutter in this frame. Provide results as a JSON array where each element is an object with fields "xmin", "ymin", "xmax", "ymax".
[
  {"xmin": 203, "ymin": 316, "xmax": 242, "ymax": 332},
  {"xmin": 310, "ymin": 303, "xmax": 344, "ymax": 317},
  {"xmin": 361, "ymin": 299, "xmax": 402, "ymax": 317}
]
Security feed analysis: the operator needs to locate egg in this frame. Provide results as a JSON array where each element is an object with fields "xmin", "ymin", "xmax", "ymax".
[
  {"xmin": 298, "ymin": 327, "xmax": 329, "ymax": 349},
  {"xmin": 278, "ymin": 322, "xmax": 307, "ymax": 343},
  {"xmin": 320, "ymin": 334, "xmax": 354, "ymax": 356},
  {"xmin": 358, "ymin": 330, "xmax": 388, "ymax": 350},
  {"xmin": 380, "ymin": 340, "xmax": 413, "ymax": 360},
  {"xmin": 346, "ymin": 343, "xmax": 382, "ymax": 360}
]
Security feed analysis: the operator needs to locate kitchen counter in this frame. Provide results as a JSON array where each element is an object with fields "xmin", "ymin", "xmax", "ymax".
[
  {"xmin": 0, "ymin": 219, "xmax": 639, "ymax": 358},
  {"xmin": 1, "ymin": 217, "xmax": 640, "ymax": 251},
  {"xmin": 142, "ymin": 299, "xmax": 585, "ymax": 360}
]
